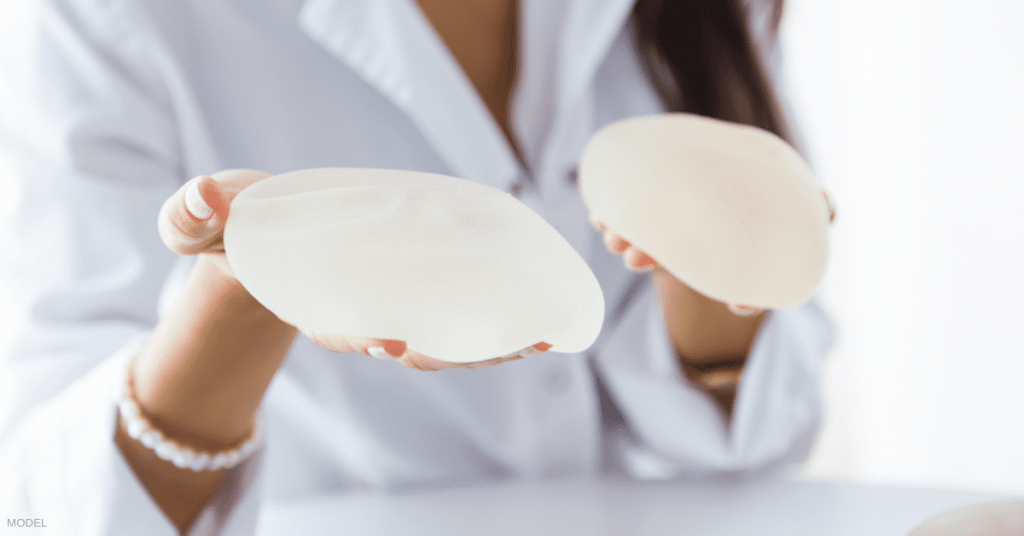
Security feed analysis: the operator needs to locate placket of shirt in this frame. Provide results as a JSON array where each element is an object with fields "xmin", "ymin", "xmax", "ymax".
[
  {"xmin": 511, "ymin": 0, "xmax": 641, "ymax": 477},
  {"xmin": 516, "ymin": 0, "xmax": 639, "ymax": 300}
]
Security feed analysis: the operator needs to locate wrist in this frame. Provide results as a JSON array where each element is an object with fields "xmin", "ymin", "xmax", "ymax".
[
  {"xmin": 679, "ymin": 355, "xmax": 744, "ymax": 418},
  {"xmin": 133, "ymin": 254, "xmax": 296, "ymax": 446},
  {"xmin": 192, "ymin": 254, "xmax": 285, "ymax": 324},
  {"xmin": 653, "ymin": 270, "xmax": 764, "ymax": 365},
  {"xmin": 119, "ymin": 356, "xmax": 263, "ymax": 466}
]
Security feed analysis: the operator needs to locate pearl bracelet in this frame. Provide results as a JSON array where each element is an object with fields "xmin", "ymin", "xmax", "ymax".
[{"xmin": 116, "ymin": 359, "xmax": 263, "ymax": 472}]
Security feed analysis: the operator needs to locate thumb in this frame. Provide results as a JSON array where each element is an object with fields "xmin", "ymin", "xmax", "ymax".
[{"xmin": 158, "ymin": 175, "xmax": 230, "ymax": 255}]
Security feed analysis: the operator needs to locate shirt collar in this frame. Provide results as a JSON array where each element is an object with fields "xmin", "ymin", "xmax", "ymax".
[{"xmin": 298, "ymin": 0, "xmax": 636, "ymax": 189}]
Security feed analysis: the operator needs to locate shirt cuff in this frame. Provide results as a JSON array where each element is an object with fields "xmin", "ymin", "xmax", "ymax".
[
  {"xmin": 0, "ymin": 334, "xmax": 264, "ymax": 536},
  {"xmin": 592, "ymin": 284, "xmax": 834, "ymax": 479}
]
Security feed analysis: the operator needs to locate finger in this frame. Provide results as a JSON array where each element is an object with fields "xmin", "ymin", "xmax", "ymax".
[
  {"xmin": 468, "ymin": 341, "xmax": 553, "ymax": 367},
  {"xmin": 209, "ymin": 169, "xmax": 273, "ymax": 199},
  {"xmin": 472, "ymin": 342, "xmax": 547, "ymax": 365},
  {"xmin": 198, "ymin": 170, "xmax": 271, "ymax": 253},
  {"xmin": 407, "ymin": 353, "xmax": 521, "ymax": 371},
  {"xmin": 399, "ymin": 350, "xmax": 444, "ymax": 371},
  {"xmin": 399, "ymin": 341, "xmax": 553, "ymax": 371},
  {"xmin": 512, "ymin": 341, "xmax": 552, "ymax": 358},
  {"xmin": 464, "ymin": 355, "xmax": 524, "ymax": 368},
  {"xmin": 401, "ymin": 349, "xmax": 499, "ymax": 371},
  {"xmin": 727, "ymin": 303, "xmax": 763, "ymax": 317},
  {"xmin": 589, "ymin": 216, "xmax": 607, "ymax": 232},
  {"xmin": 301, "ymin": 329, "xmax": 357, "ymax": 353},
  {"xmin": 367, "ymin": 340, "xmax": 407, "ymax": 360},
  {"xmin": 622, "ymin": 246, "xmax": 657, "ymax": 272},
  {"xmin": 603, "ymin": 230, "xmax": 630, "ymax": 255},
  {"xmin": 822, "ymin": 189, "xmax": 837, "ymax": 224},
  {"xmin": 158, "ymin": 175, "xmax": 230, "ymax": 255},
  {"xmin": 302, "ymin": 330, "xmax": 406, "ymax": 358},
  {"xmin": 467, "ymin": 341, "xmax": 552, "ymax": 367}
]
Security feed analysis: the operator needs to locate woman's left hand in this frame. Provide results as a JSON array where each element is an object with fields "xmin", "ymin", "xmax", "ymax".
[{"xmin": 589, "ymin": 217, "xmax": 763, "ymax": 317}]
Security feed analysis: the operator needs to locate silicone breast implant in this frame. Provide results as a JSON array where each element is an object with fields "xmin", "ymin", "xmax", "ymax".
[
  {"xmin": 223, "ymin": 168, "xmax": 605, "ymax": 363},
  {"xmin": 578, "ymin": 113, "xmax": 832, "ymax": 309}
]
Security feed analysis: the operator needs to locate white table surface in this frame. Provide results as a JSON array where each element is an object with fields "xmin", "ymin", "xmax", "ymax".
[{"xmin": 255, "ymin": 478, "xmax": 1017, "ymax": 535}]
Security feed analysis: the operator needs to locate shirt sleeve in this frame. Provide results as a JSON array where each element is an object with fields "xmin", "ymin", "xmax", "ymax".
[
  {"xmin": 592, "ymin": 282, "xmax": 835, "ymax": 479},
  {"xmin": 0, "ymin": 1, "xmax": 262, "ymax": 533}
]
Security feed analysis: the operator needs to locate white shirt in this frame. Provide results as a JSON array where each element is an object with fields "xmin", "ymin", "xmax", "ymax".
[{"xmin": 0, "ymin": 0, "xmax": 834, "ymax": 534}]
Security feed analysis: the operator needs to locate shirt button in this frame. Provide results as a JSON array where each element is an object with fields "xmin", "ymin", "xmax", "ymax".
[
  {"xmin": 542, "ymin": 366, "xmax": 572, "ymax": 395},
  {"xmin": 566, "ymin": 166, "xmax": 579, "ymax": 186}
]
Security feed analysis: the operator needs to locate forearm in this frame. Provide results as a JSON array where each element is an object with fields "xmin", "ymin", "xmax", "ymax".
[
  {"xmin": 652, "ymin": 269, "xmax": 765, "ymax": 416},
  {"xmin": 116, "ymin": 255, "xmax": 297, "ymax": 533}
]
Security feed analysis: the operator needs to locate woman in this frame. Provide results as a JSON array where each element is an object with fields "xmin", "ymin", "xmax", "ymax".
[{"xmin": 0, "ymin": 0, "xmax": 833, "ymax": 534}]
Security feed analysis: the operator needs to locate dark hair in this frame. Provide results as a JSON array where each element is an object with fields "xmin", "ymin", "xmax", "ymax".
[{"xmin": 633, "ymin": 0, "xmax": 793, "ymax": 144}]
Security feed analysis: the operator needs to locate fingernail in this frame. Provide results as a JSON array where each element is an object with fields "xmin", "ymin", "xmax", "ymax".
[
  {"xmin": 630, "ymin": 263, "xmax": 655, "ymax": 273},
  {"xmin": 382, "ymin": 342, "xmax": 405, "ymax": 357},
  {"xmin": 186, "ymin": 179, "xmax": 214, "ymax": 220},
  {"xmin": 522, "ymin": 345, "xmax": 551, "ymax": 357},
  {"xmin": 728, "ymin": 304, "xmax": 760, "ymax": 317},
  {"xmin": 367, "ymin": 347, "xmax": 395, "ymax": 360}
]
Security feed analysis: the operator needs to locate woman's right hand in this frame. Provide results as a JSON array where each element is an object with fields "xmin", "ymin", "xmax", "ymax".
[
  {"xmin": 157, "ymin": 169, "xmax": 270, "ymax": 278},
  {"xmin": 157, "ymin": 170, "xmax": 549, "ymax": 371}
]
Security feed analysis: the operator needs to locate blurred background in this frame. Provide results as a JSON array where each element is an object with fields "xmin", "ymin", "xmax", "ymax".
[
  {"xmin": 1, "ymin": 0, "xmax": 1022, "ymax": 497},
  {"xmin": 782, "ymin": 0, "xmax": 1024, "ymax": 495}
]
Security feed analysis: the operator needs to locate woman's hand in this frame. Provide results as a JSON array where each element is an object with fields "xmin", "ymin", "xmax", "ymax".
[
  {"xmin": 589, "ymin": 189, "xmax": 836, "ymax": 316},
  {"xmin": 158, "ymin": 169, "xmax": 551, "ymax": 371},
  {"xmin": 588, "ymin": 214, "xmax": 772, "ymax": 417},
  {"xmin": 588, "ymin": 216, "xmax": 763, "ymax": 317},
  {"xmin": 301, "ymin": 333, "xmax": 552, "ymax": 371},
  {"xmin": 158, "ymin": 169, "xmax": 269, "ymax": 277}
]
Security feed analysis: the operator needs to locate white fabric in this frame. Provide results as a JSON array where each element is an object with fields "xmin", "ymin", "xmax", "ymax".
[{"xmin": 0, "ymin": 0, "xmax": 834, "ymax": 534}]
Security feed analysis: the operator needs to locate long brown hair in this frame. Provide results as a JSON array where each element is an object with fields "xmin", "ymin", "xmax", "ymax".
[{"xmin": 633, "ymin": 0, "xmax": 793, "ymax": 144}]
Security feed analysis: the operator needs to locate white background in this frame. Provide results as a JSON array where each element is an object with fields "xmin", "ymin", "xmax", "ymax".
[
  {"xmin": 1, "ymin": 0, "xmax": 1023, "ymax": 496},
  {"xmin": 783, "ymin": 0, "xmax": 1024, "ymax": 495}
]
